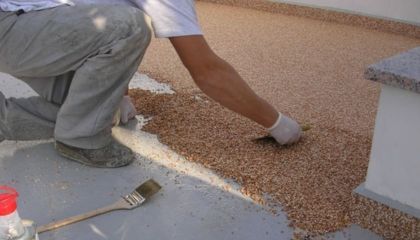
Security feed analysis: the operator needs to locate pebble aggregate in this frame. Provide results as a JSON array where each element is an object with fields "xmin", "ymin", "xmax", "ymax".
[{"xmin": 131, "ymin": 1, "xmax": 420, "ymax": 238}]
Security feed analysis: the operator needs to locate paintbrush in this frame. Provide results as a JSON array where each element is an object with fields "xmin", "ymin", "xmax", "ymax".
[{"xmin": 37, "ymin": 179, "xmax": 161, "ymax": 234}]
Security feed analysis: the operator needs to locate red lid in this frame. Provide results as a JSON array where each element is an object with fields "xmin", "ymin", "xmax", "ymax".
[{"xmin": 0, "ymin": 186, "xmax": 18, "ymax": 216}]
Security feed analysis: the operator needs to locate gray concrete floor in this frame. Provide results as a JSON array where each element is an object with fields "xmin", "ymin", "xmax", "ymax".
[{"xmin": 0, "ymin": 73, "xmax": 381, "ymax": 240}]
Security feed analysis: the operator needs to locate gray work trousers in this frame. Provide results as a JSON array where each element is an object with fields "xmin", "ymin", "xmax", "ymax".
[{"xmin": 0, "ymin": 5, "xmax": 151, "ymax": 149}]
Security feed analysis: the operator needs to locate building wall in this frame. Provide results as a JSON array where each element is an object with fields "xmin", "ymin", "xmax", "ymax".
[
  {"xmin": 365, "ymin": 85, "xmax": 420, "ymax": 210},
  {"xmin": 272, "ymin": 0, "xmax": 420, "ymax": 25}
]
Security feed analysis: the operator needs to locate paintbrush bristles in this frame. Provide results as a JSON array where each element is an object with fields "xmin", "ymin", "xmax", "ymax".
[{"xmin": 135, "ymin": 179, "xmax": 162, "ymax": 199}]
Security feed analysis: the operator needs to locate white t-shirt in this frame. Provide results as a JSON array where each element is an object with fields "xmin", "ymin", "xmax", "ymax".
[{"xmin": 0, "ymin": 0, "xmax": 202, "ymax": 38}]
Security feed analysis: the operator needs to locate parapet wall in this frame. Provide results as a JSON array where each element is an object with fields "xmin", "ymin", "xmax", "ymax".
[
  {"xmin": 271, "ymin": 0, "xmax": 420, "ymax": 25},
  {"xmin": 198, "ymin": 0, "xmax": 420, "ymax": 39}
]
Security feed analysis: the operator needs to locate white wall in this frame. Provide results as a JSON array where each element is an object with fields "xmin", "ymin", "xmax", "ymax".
[
  {"xmin": 365, "ymin": 85, "xmax": 420, "ymax": 210},
  {"xmin": 272, "ymin": 0, "xmax": 420, "ymax": 25}
]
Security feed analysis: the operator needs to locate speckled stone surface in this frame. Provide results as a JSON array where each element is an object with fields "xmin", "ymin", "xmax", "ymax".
[
  {"xmin": 365, "ymin": 47, "xmax": 420, "ymax": 94},
  {"xmin": 139, "ymin": 2, "xmax": 420, "ymax": 235},
  {"xmin": 352, "ymin": 193, "xmax": 420, "ymax": 240}
]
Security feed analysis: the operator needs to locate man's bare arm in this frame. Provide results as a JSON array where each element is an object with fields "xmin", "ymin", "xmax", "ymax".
[{"xmin": 169, "ymin": 35, "xmax": 278, "ymax": 128}]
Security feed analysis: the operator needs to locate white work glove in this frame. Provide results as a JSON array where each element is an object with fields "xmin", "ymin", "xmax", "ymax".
[
  {"xmin": 268, "ymin": 113, "xmax": 302, "ymax": 145},
  {"xmin": 114, "ymin": 96, "xmax": 137, "ymax": 125}
]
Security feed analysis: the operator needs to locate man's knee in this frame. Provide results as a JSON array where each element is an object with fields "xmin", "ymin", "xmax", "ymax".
[
  {"xmin": 91, "ymin": 5, "xmax": 152, "ymax": 46},
  {"xmin": 134, "ymin": 10, "xmax": 152, "ymax": 46},
  {"xmin": 122, "ymin": 7, "xmax": 152, "ymax": 48}
]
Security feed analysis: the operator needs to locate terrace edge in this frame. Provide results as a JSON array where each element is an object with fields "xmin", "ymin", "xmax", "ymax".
[{"xmin": 198, "ymin": 0, "xmax": 420, "ymax": 39}]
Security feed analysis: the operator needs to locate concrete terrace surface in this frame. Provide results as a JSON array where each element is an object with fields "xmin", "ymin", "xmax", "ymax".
[
  {"xmin": 1, "ymin": 1, "xmax": 419, "ymax": 239},
  {"xmin": 0, "ymin": 73, "xmax": 380, "ymax": 240}
]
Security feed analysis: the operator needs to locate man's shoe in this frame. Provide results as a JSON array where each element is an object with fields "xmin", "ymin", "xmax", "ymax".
[
  {"xmin": 55, "ymin": 139, "xmax": 135, "ymax": 168},
  {"xmin": 0, "ymin": 123, "xmax": 6, "ymax": 143}
]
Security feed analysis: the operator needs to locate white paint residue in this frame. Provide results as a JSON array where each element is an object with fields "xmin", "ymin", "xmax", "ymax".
[
  {"xmin": 129, "ymin": 72, "xmax": 175, "ymax": 94},
  {"xmin": 93, "ymin": 16, "xmax": 107, "ymax": 31},
  {"xmin": 89, "ymin": 224, "xmax": 109, "ymax": 239},
  {"xmin": 135, "ymin": 115, "xmax": 153, "ymax": 130}
]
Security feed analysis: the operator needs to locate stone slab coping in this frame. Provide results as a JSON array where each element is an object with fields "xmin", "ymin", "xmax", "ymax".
[{"xmin": 365, "ymin": 47, "xmax": 420, "ymax": 94}]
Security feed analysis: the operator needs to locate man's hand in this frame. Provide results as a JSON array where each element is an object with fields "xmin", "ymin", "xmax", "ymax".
[
  {"xmin": 116, "ymin": 96, "xmax": 137, "ymax": 125},
  {"xmin": 268, "ymin": 114, "xmax": 302, "ymax": 145}
]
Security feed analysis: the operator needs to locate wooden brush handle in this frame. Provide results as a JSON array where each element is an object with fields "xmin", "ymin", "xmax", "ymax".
[{"xmin": 37, "ymin": 199, "xmax": 127, "ymax": 233}]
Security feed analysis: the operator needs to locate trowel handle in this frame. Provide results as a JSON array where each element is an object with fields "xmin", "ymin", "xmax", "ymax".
[{"xmin": 37, "ymin": 199, "xmax": 127, "ymax": 234}]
